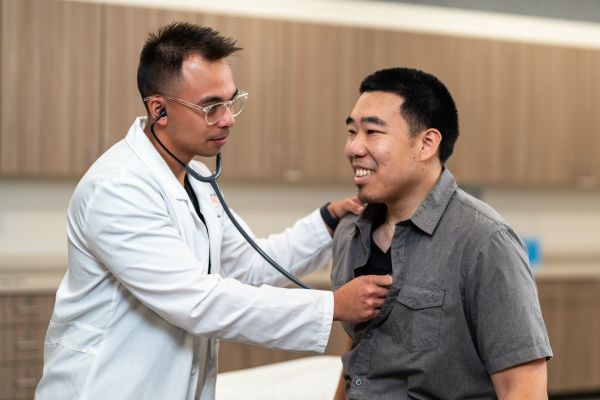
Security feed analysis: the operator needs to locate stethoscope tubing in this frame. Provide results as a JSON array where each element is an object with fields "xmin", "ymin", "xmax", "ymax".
[{"xmin": 150, "ymin": 113, "xmax": 312, "ymax": 289}]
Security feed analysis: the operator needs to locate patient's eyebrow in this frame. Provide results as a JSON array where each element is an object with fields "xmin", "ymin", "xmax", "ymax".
[{"xmin": 360, "ymin": 116, "xmax": 387, "ymax": 126}]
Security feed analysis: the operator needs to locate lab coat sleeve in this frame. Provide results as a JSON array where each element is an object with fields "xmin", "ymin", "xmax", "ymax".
[
  {"xmin": 218, "ymin": 207, "xmax": 333, "ymax": 287},
  {"xmin": 82, "ymin": 175, "xmax": 333, "ymax": 353}
]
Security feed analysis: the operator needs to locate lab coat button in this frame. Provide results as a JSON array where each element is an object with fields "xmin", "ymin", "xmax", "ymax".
[
  {"xmin": 355, "ymin": 378, "xmax": 363, "ymax": 386},
  {"xmin": 191, "ymin": 367, "xmax": 197, "ymax": 375}
]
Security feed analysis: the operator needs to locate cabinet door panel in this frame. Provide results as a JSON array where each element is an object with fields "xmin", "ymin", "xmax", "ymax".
[
  {"xmin": 0, "ymin": 326, "xmax": 46, "ymax": 362},
  {"xmin": 198, "ymin": 15, "xmax": 287, "ymax": 181},
  {"xmin": 538, "ymin": 280, "xmax": 600, "ymax": 393},
  {"xmin": 0, "ymin": 364, "xmax": 43, "ymax": 400},
  {"xmin": 0, "ymin": 294, "xmax": 55, "ymax": 324},
  {"xmin": 285, "ymin": 22, "xmax": 375, "ymax": 182},
  {"xmin": 580, "ymin": 51, "xmax": 600, "ymax": 188},
  {"xmin": 0, "ymin": 0, "xmax": 103, "ymax": 177},
  {"xmin": 0, "ymin": 0, "xmax": 43, "ymax": 175},
  {"xmin": 102, "ymin": 5, "xmax": 201, "ymax": 149}
]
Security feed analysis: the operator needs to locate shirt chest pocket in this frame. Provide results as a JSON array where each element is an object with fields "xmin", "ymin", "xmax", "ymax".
[{"xmin": 392, "ymin": 284, "xmax": 445, "ymax": 352}]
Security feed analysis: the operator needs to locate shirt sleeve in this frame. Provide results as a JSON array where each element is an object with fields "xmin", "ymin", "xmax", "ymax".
[
  {"xmin": 464, "ymin": 227, "xmax": 553, "ymax": 374},
  {"xmin": 82, "ymin": 175, "xmax": 333, "ymax": 353},
  {"xmin": 218, "ymin": 208, "xmax": 333, "ymax": 287}
]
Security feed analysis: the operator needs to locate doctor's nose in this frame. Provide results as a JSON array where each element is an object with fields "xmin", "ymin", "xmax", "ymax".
[{"xmin": 216, "ymin": 107, "xmax": 236, "ymax": 128}]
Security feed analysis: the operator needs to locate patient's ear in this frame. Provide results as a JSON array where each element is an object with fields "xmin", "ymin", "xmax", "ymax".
[{"xmin": 419, "ymin": 128, "xmax": 442, "ymax": 162}]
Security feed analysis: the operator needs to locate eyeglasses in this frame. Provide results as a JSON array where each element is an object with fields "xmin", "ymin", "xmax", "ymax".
[{"xmin": 143, "ymin": 91, "xmax": 248, "ymax": 125}]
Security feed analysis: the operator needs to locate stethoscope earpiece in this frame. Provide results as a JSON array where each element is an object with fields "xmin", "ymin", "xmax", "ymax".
[{"xmin": 151, "ymin": 108, "xmax": 167, "ymax": 125}]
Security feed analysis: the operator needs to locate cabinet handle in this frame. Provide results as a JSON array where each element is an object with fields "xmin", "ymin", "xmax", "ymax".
[
  {"xmin": 16, "ymin": 303, "xmax": 41, "ymax": 316},
  {"xmin": 15, "ymin": 377, "xmax": 40, "ymax": 389},
  {"xmin": 17, "ymin": 339, "xmax": 42, "ymax": 351}
]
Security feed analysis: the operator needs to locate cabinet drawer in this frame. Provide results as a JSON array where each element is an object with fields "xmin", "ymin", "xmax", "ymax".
[
  {"xmin": 538, "ymin": 280, "xmax": 600, "ymax": 393},
  {"xmin": 0, "ymin": 295, "xmax": 55, "ymax": 324},
  {"xmin": 0, "ymin": 326, "xmax": 46, "ymax": 362},
  {"xmin": 0, "ymin": 364, "xmax": 43, "ymax": 400}
]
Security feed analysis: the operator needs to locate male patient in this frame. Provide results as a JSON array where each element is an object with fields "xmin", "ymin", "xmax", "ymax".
[{"xmin": 332, "ymin": 67, "xmax": 552, "ymax": 399}]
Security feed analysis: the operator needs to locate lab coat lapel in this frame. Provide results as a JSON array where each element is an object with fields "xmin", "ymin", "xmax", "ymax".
[
  {"xmin": 125, "ymin": 117, "xmax": 208, "ymax": 225},
  {"xmin": 187, "ymin": 170, "xmax": 223, "ymax": 275},
  {"xmin": 125, "ymin": 117, "xmax": 188, "ymax": 201},
  {"xmin": 125, "ymin": 117, "xmax": 212, "ymax": 272}
]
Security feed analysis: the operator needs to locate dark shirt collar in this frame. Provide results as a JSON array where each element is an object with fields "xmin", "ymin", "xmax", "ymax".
[{"xmin": 354, "ymin": 168, "xmax": 457, "ymax": 237}]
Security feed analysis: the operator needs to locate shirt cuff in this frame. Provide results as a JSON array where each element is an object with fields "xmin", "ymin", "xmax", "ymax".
[
  {"xmin": 314, "ymin": 290, "xmax": 335, "ymax": 353},
  {"xmin": 308, "ymin": 208, "xmax": 334, "ymax": 247}
]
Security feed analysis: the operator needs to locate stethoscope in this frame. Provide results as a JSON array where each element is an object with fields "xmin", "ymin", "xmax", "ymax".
[{"xmin": 150, "ymin": 109, "xmax": 312, "ymax": 289}]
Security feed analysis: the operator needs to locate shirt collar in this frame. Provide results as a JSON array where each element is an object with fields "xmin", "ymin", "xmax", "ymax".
[
  {"xmin": 353, "ymin": 168, "xmax": 457, "ymax": 237},
  {"xmin": 410, "ymin": 168, "xmax": 457, "ymax": 235}
]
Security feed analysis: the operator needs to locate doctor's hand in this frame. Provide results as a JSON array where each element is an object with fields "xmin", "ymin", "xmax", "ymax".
[
  {"xmin": 321, "ymin": 197, "xmax": 364, "ymax": 236},
  {"xmin": 332, "ymin": 275, "xmax": 393, "ymax": 323},
  {"xmin": 327, "ymin": 197, "xmax": 364, "ymax": 220}
]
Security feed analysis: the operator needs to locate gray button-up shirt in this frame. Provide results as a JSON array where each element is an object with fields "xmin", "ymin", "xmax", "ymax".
[{"xmin": 331, "ymin": 169, "xmax": 552, "ymax": 399}]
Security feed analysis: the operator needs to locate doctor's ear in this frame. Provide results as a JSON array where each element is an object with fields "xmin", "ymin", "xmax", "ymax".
[{"xmin": 146, "ymin": 98, "xmax": 168, "ymax": 125}]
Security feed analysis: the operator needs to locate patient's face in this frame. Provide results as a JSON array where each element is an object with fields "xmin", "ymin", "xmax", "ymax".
[{"xmin": 345, "ymin": 91, "xmax": 422, "ymax": 205}]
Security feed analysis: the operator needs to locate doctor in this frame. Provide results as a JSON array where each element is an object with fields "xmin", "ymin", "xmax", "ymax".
[{"xmin": 35, "ymin": 22, "xmax": 392, "ymax": 400}]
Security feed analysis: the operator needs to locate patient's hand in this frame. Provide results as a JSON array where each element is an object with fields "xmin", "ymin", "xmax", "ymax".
[{"xmin": 332, "ymin": 275, "xmax": 392, "ymax": 323}]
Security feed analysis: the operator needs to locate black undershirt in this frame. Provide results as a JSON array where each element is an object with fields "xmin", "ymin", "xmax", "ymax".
[
  {"xmin": 355, "ymin": 211, "xmax": 393, "ymax": 277},
  {"xmin": 184, "ymin": 175, "xmax": 211, "ymax": 273}
]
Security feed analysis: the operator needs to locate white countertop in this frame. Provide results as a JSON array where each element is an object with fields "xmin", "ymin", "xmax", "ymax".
[{"xmin": 0, "ymin": 255, "xmax": 67, "ymax": 293}]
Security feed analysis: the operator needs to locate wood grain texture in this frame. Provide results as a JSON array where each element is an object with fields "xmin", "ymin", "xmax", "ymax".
[
  {"xmin": 2, "ymin": 2, "xmax": 600, "ymax": 186},
  {"xmin": 0, "ymin": 0, "xmax": 103, "ymax": 177},
  {"xmin": 198, "ymin": 15, "xmax": 287, "ymax": 181},
  {"xmin": 538, "ymin": 279, "xmax": 600, "ymax": 393},
  {"xmin": 0, "ymin": 0, "xmax": 43, "ymax": 175},
  {"xmin": 101, "ymin": 4, "xmax": 201, "ymax": 149},
  {"xmin": 285, "ymin": 22, "xmax": 375, "ymax": 182}
]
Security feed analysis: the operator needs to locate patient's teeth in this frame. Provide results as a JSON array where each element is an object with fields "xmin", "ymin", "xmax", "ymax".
[{"xmin": 355, "ymin": 168, "xmax": 373, "ymax": 177}]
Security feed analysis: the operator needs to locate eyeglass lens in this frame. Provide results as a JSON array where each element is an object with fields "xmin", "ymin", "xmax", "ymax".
[{"xmin": 207, "ymin": 95, "xmax": 247, "ymax": 124}]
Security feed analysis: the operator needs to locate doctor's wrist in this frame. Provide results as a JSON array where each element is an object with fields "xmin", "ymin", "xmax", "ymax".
[{"xmin": 320, "ymin": 202, "xmax": 340, "ymax": 231}]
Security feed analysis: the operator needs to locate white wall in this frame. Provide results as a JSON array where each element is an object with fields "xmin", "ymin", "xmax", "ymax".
[{"xmin": 1, "ymin": 180, "xmax": 599, "ymax": 268}]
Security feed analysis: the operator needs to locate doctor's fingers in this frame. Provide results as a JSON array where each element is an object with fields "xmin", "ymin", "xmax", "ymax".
[{"xmin": 359, "ymin": 275, "xmax": 393, "ymax": 297}]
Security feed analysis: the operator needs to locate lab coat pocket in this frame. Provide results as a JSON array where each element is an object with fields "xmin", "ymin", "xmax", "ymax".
[
  {"xmin": 45, "ymin": 320, "xmax": 104, "ymax": 354},
  {"xmin": 37, "ymin": 321, "xmax": 104, "ymax": 398},
  {"xmin": 392, "ymin": 284, "xmax": 445, "ymax": 352}
]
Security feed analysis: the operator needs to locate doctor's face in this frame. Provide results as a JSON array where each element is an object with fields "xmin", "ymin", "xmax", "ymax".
[{"xmin": 162, "ymin": 54, "xmax": 238, "ymax": 159}]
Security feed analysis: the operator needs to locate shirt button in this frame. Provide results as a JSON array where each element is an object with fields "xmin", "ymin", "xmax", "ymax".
[{"xmin": 355, "ymin": 378, "xmax": 363, "ymax": 386}]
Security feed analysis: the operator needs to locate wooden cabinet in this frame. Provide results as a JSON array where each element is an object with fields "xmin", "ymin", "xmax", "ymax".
[
  {"xmin": 282, "ymin": 22, "xmax": 376, "ymax": 182},
  {"xmin": 1, "ymin": 277, "xmax": 599, "ymax": 396},
  {"xmin": 0, "ymin": 0, "xmax": 103, "ymax": 177},
  {"xmin": 367, "ymin": 29, "xmax": 592, "ymax": 187},
  {"xmin": 538, "ymin": 277, "xmax": 600, "ymax": 394},
  {"xmin": 1, "ymin": 1, "xmax": 600, "ymax": 186},
  {"xmin": 101, "ymin": 5, "xmax": 204, "ymax": 151},
  {"xmin": 0, "ymin": 293, "xmax": 54, "ymax": 400},
  {"xmin": 198, "ymin": 15, "xmax": 289, "ymax": 181}
]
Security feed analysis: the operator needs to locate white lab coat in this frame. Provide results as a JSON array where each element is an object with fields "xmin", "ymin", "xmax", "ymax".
[{"xmin": 35, "ymin": 117, "xmax": 334, "ymax": 400}]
